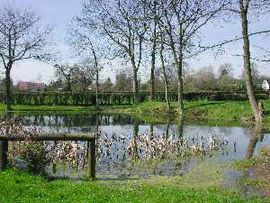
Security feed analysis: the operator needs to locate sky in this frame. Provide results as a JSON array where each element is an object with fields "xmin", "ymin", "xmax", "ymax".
[{"xmin": 0, "ymin": 0, "xmax": 270, "ymax": 84}]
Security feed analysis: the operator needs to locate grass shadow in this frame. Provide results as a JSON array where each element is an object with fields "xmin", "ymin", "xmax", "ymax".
[{"xmin": 185, "ymin": 101, "xmax": 228, "ymax": 110}]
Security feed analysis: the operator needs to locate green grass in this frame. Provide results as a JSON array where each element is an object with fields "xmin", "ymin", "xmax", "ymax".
[
  {"xmin": 0, "ymin": 169, "xmax": 265, "ymax": 203},
  {"xmin": 233, "ymin": 148, "xmax": 270, "ymax": 197},
  {"xmin": 0, "ymin": 104, "xmax": 100, "ymax": 113},
  {"xmin": 234, "ymin": 158, "xmax": 258, "ymax": 170},
  {"xmin": 117, "ymin": 100, "xmax": 270, "ymax": 122},
  {"xmin": 1, "ymin": 100, "xmax": 270, "ymax": 124}
]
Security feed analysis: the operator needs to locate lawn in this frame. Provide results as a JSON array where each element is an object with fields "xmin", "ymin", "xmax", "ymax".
[{"xmin": 0, "ymin": 169, "xmax": 265, "ymax": 203}]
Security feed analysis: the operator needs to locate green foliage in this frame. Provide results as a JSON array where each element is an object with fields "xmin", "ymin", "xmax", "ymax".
[
  {"xmin": 0, "ymin": 90, "xmax": 268, "ymax": 107},
  {"xmin": 8, "ymin": 141, "xmax": 49, "ymax": 174},
  {"xmin": 0, "ymin": 169, "xmax": 265, "ymax": 203},
  {"xmin": 120, "ymin": 100, "xmax": 258, "ymax": 122},
  {"xmin": 114, "ymin": 72, "xmax": 133, "ymax": 92},
  {"xmin": 234, "ymin": 159, "xmax": 258, "ymax": 170}
]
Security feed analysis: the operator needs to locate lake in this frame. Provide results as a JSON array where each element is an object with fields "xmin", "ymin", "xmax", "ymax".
[{"xmin": 0, "ymin": 114, "xmax": 269, "ymax": 182}]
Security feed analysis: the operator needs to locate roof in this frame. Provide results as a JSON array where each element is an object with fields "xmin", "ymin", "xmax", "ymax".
[{"xmin": 17, "ymin": 81, "xmax": 46, "ymax": 90}]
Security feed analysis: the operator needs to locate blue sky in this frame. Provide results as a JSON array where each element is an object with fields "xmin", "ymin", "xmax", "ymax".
[{"xmin": 1, "ymin": 0, "xmax": 270, "ymax": 84}]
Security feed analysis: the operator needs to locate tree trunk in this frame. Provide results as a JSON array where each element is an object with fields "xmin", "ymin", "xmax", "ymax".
[
  {"xmin": 150, "ymin": 60, "xmax": 155, "ymax": 101},
  {"xmin": 96, "ymin": 71, "xmax": 99, "ymax": 109},
  {"xmin": 5, "ymin": 68, "xmax": 12, "ymax": 112},
  {"xmin": 164, "ymin": 75, "xmax": 170, "ymax": 111},
  {"xmin": 150, "ymin": 35, "xmax": 157, "ymax": 101},
  {"xmin": 133, "ymin": 68, "xmax": 139, "ymax": 103},
  {"xmin": 160, "ymin": 40, "xmax": 170, "ymax": 111},
  {"xmin": 150, "ymin": 0, "xmax": 157, "ymax": 101},
  {"xmin": 240, "ymin": 2, "xmax": 262, "ymax": 122},
  {"xmin": 177, "ymin": 56, "xmax": 184, "ymax": 117},
  {"xmin": 90, "ymin": 41, "xmax": 99, "ymax": 108},
  {"xmin": 66, "ymin": 79, "xmax": 72, "ymax": 92},
  {"xmin": 178, "ymin": 116, "xmax": 184, "ymax": 139}
]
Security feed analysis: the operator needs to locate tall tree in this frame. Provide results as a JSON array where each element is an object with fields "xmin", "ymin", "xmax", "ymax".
[
  {"xmin": 159, "ymin": 31, "xmax": 171, "ymax": 111},
  {"xmin": 216, "ymin": 0, "xmax": 270, "ymax": 121},
  {"xmin": 155, "ymin": 0, "xmax": 227, "ymax": 117},
  {"xmin": 144, "ymin": 0, "xmax": 160, "ymax": 100},
  {"xmin": 82, "ymin": 0, "xmax": 147, "ymax": 103},
  {"xmin": 69, "ymin": 13, "xmax": 103, "ymax": 108},
  {"xmin": 82, "ymin": 56, "xmax": 101, "ymax": 108},
  {"xmin": 238, "ymin": 0, "xmax": 263, "ymax": 122},
  {"xmin": 0, "ymin": 4, "xmax": 51, "ymax": 111},
  {"xmin": 205, "ymin": 0, "xmax": 270, "ymax": 121},
  {"xmin": 72, "ymin": 62, "xmax": 94, "ymax": 91}
]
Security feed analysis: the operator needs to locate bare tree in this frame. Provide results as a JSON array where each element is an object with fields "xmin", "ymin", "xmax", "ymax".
[
  {"xmin": 238, "ymin": 0, "xmax": 265, "ymax": 122},
  {"xmin": 143, "ymin": 0, "xmax": 160, "ymax": 100},
  {"xmin": 81, "ymin": 57, "xmax": 101, "ymax": 108},
  {"xmin": 155, "ymin": 0, "xmax": 227, "ymax": 117},
  {"xmin": 149, "ymin": 1, "xmax": 158, "ymax": 101},
  {"xmin": 219, "ymin": 0, "xmax": 270, "ymax": 122},
  {"xmin": 201, "ymin": 0, "xmax": 270, "ymax": 121},
  {"xmin": 54, "ymin": 64, "xmax": 77, "ymax": 91},
  {"xmin": 81, "ymin": 0, "xmax": 147, "ymax": 103},
  {"xmin": 68, "ymin": 12, "xmax": 103, "ymax": 108},
  {"xmin": 70, "ymin": 62, "xmax": 94, "ymax": 91},
  {"xmin": 0, "ymin": 4, "xmax": 52, "ymax": 111}
]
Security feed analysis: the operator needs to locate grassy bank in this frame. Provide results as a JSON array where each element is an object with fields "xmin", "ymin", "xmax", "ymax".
[
  {"xmin": 234, "ymin": 147, "xmax": 270, "ymax": 197},
  {"xmin": 112, "ymin": 100, "xmax": 270, "ymax": 123},
  {"xmin": 0, "ymin": 169, "xmax": 265, "ymax": 203},
  {"xmin": 0, "ymin": 104, "xmax": 101, "ymax": 114},
  {"xmin": 1, "ymin": 100, "xmax": 270, "ymax": 123}
]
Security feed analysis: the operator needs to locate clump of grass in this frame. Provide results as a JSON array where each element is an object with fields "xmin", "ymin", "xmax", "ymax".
[
  {"xmin": 234, "ymin": 158, "xmax": 258, "ymax": 170},
  {"xmin": 233, "ymin": 147, "xmax": 270, "ymax": 197}
]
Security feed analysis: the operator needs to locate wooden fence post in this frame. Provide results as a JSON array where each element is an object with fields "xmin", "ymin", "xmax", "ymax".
[{"xmin": 0, "ymin": 141, "xmax": 8, "ymax": 170}]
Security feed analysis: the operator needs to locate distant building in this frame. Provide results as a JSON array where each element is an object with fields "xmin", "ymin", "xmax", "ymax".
[
  {"xmin": 17, "ymin": 81, "xmax": 46, "ymax": 91},
  {"xmin": 262, "ymin": 80, "xmax": 270, "ymax": 91}
]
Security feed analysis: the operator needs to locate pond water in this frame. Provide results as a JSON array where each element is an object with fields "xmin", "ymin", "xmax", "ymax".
[{"xmin": 0, "ymin": 114, "xmax": 270, "ymax": 185}]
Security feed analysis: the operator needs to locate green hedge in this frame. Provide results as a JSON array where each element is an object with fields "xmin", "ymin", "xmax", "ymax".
[{"xmin": 0, "ymin": 91, "xmax": 268, "ymax": 106}]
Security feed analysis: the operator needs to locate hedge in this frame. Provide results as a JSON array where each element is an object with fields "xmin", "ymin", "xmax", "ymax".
[{"xmin": 0, "ymin": 91, "xmax": 268, "ymax": 106}]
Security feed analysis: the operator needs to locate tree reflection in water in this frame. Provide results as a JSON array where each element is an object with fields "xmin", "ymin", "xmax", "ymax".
[
  {"xmin": 246, "ymin": 123, "xmax": 264, "ymax": 159},
  {"xmin": 1, "ymin": 115, "xmax": 270, "ymax": 180}
]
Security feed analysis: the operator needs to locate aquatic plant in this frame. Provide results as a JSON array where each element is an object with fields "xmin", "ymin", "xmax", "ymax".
[{"xmin": 98, "ymin": 131, "xmax": 229, "ymax": 162}]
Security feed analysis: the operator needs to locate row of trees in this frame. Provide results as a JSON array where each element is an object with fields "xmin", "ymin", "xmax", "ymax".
[
  {"xmin": 1, "ymin": 61, "xmax": 267, "ymax": 94},
  {"xmin": 71, "ymin": 0, "xmax": 270, "ymax": 121},
  {"xmin": 0, "ymin": 1, "xmax": 270, "ymax": 122},
  {"xmin": 50, "ymin": 62, "xmax": 266, "ymax": 93}
]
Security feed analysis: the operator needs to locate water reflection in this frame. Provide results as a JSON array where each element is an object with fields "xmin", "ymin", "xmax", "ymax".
[
  {"xmin": 16, "ymin": 114, "xmax": 137, "ymax": 127},
  {"xmin": 0, "ymin": 114, "xmax": 270, "ymax": 180},
  {"xmin": 0, "ymin": 138, "xmax": 96, "ymax": 180},
  {"xmin": 245, "ymin": 122, "xmax": 265, "ymax": 159}
]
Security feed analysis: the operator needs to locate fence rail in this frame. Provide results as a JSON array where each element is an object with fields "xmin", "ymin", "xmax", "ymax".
[
  {"xmin": 0, "ymin": 91, "xmax": 269, "ymax": 106},
  {"xmin": 0, "ymin": 133, "xmax": 96, "ymax": 141}
]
